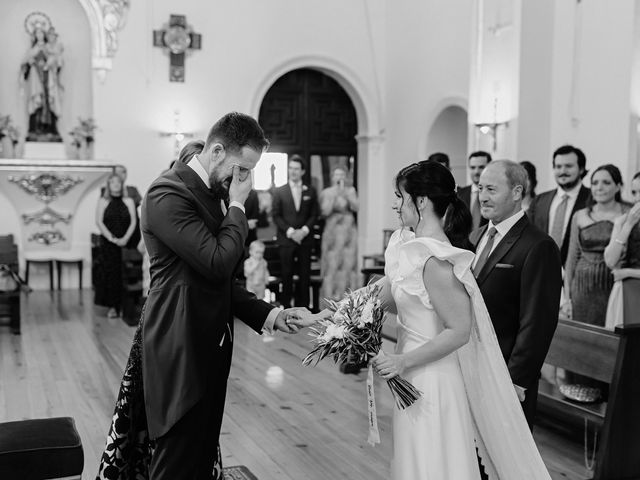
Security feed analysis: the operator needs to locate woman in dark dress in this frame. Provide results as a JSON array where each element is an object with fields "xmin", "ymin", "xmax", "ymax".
[
  {"xmin": 95, "ymin": 174, "xmax": 137, "ymax": 318},
  {"xmin": 564, "ymin": 164, "xmax": 629, "ymax": 326}
]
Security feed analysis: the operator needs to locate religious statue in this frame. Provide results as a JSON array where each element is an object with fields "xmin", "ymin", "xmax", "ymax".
[{"xmin": 21, "ymin": 12, "xmax": 63, "ymax": 142}]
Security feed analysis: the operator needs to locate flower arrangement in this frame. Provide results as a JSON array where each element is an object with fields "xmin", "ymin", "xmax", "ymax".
[
  {"xmin": 303, "ymin": 284, "xmax": 422, "ymax": 410},
  {"xmin": 0, "ymin": 115, "xmax": 20, "ymax": 146},
  {"xmin": 69, "ymin": 117, "xmax": 97, "ymax": 148}
]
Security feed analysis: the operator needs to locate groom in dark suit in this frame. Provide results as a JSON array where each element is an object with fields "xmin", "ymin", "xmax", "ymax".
[
  {"xmin": 271, "ymin": 155, "xmax": 318, "ymax": 308},
  {"xmin": 141, "ymin": 112, "xmax": 300, "ymax": 479},
  {"xmin": 471, "ymin": 160, "xmax": 562, "ymax": 428}
]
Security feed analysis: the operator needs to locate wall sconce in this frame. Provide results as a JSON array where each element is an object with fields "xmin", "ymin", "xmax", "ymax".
[
  {"xmin": 474, "ymin": 121, "xmax": 509, "ymax": 152},
  {"xmin": 160, "ymin": 110, "xmax": 194, "ymax": 159}
]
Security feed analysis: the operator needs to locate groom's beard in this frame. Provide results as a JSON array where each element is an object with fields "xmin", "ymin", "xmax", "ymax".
[{"xmin": 210, "ymin": 175, "xmax": 231, "ymax": 200}]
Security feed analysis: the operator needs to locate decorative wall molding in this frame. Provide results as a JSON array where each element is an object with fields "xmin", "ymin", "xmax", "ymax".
[
  {"xmin": 8, "ymin": 173, "xmax": 84, "ymax": 204},
  {"xmin": 76, "ymin": 0, "xmax": 130, "ymax": 79},
  {"xmin": 22, "ymin": 206, "xmax": 72, "ymax": 226}
]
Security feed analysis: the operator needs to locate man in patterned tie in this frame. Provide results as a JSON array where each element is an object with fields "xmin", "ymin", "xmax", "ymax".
[
  {"xmin": 528, "ymin": 145, "xmax": 592, "ymax": 266},
  {"xmin": 458, "ymin": 151, "xmax": 492, "ymax": 231},
  {"xmin": 470, "ymin": 160, "xmax": 562, "ymax": 429}
]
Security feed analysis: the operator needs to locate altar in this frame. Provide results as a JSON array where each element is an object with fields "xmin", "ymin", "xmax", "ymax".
[{"xmin": 0, "ymin": 159, "xmax": 114, "ymax": 290}]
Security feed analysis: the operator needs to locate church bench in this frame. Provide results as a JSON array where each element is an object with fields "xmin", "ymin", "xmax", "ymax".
[{"xmin": 538, "ymin": 319, "xmax": 640, "ymax": 480}]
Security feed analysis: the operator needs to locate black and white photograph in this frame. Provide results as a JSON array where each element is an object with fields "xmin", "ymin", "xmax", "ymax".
[{"xmin": 0, "ymin": 1, "xmax": 639, "ymax": 479}]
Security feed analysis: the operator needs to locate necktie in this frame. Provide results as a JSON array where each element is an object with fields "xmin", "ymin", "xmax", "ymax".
[
  {"xmin": 550, "ymin": 194, "xmax": 569, "ymax": 248},
  {"xmin": 473, "ymin": 227, "xmax": 497, "ymax": 277},
  {"xmin": 471, "ymin": 189, "xmax": 481, "ymax": 230}
]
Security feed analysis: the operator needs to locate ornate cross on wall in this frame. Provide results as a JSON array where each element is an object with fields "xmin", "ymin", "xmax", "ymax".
[{"xmin": 153, "ymin": 14, "xmax": 201, "ymax": 82}]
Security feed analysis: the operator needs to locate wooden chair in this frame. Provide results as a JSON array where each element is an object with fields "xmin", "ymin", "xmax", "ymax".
[
  {"xmin": 0, "ymin": 235, "xmax": 20, "ymax": 335},
  {"xmin": 538, "ymin": 319, "xmax": 640, "ymax": 479}
]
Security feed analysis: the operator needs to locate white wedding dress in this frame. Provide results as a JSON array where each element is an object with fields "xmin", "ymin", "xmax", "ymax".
[{"xmin": 384, "ymin": 229, "xmax": 551, "ymax": 480}]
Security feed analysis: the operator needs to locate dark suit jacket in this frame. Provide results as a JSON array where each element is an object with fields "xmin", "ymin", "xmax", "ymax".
[
  {"xmin": 458, "ymin": 185, "xmax": 488, "ymax": 227},
  {"xmin": 271, "ymin": 184, "xmax": 318, "ymax": 246},
  {"xmin": 470, "ymin": 215, "xmax": 562, "ymax": 390},
  {"xmin": 527, "ymin": 185, "xmax": 591, "ymax": 265},
  {"xmin": 141, "ymin": 162, "xmax": 273, "ymax": 438}
]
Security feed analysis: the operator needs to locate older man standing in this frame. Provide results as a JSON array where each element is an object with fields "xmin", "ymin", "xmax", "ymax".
[{"xmin": 471, "ymin": 160, "xmax": 562, "ymax": 428}]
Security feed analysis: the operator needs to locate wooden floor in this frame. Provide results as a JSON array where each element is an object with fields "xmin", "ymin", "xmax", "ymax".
[{"xmin": 0, "ymin": 290, "xmax": 591, "ymax": 479}]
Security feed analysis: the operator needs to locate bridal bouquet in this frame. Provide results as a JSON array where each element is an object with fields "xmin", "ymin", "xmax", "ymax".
[{"xmin": 302, "ymin": 284, "xmax": 421, "ymax": 410}]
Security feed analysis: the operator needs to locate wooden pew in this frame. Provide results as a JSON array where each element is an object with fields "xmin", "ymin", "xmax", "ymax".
[{"xmin": 538, "ymin": 319, "xmax": 640, "ymax": 480}]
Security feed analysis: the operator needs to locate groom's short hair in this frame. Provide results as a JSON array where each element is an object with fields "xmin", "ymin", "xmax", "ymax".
[{"xmin": 204, "ymin": 112, "xmax": 270, "ymax": 154}]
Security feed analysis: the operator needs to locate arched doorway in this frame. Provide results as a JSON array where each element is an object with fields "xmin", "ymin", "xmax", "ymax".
[
  {"xmin": 426, "ymin": 105, "xmax": 469, "ymax": 186},
  {"xmin": 257, "ymin": 68, "xmax": 360, "ymax": 308},
  {"xmin": 258, "ymin": 68, "xmax": 358, "ymax": 192}
]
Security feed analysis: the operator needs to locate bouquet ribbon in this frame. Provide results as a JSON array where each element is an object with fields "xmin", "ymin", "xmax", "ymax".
[{"xmin": 366, "ymin": 364, "xmax": 380, "ymax": 446}]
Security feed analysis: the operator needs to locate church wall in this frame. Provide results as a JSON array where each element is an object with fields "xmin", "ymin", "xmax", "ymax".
[
  {"xmin": 383, "ymin": 0, "xmax": 474, "ymax": 230},
  {"xmin": 547, "ymin": 0, "xmax": 635, "ymax": 193}
]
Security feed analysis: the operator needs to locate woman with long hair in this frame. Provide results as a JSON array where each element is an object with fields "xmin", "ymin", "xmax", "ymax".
[
  {"xmin": 95, "ymin": 174, "xmax": 137, "ymax": 318},
  {"xmin": 564, "ymin": 164, "xmax": 630, "ymax": 325}
]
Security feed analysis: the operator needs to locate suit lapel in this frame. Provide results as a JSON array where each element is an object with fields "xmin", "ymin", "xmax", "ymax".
[
  {"xmin": 173, "ymin": 162, "xmax": 223, "ymax": 222},
  {"xmin": 475, "ymin": 216, "xmax": 528, "ymax": 285}
]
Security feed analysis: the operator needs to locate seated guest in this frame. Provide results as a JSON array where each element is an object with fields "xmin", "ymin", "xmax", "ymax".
[
  {"xmin": 519, "ymin": 161, "xmax": 537, "ymax": 213},
  {"xmin": 604, "ymin": 171, "xmax": 640, "ymax": 328},
  {"xmin": 95, "ymin": 174, "xmax": 137, "ymax": 319},
  {"xmin": 426, "ymin": 152, "xmax": 450, "ymax": 170},
  {"xmin": 564, "ymin": 164, "xmax": 630, "ymax": 326}
]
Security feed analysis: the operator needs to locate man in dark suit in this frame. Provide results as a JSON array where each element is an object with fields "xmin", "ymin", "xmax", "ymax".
[
  {"xmin": 271, "ymin": 155, "xmax": 319, "ymax": 308},
  {"xmin": 471, "ymin": 160, "xmax": 562, "ymax": 428},
  {"xmin": 528, "ymin": 145, "xmax": 592, "ymax": 266},
  {"xmin": 458, "ymin": 151, "xmax": 492, "ymax": 230},
  {"xmin": 141, "ymin": 112, "xmax": 300, "ymax": 478}
]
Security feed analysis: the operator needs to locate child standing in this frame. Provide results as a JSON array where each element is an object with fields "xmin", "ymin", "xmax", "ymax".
[{"xmin": 244, "ymin": 240, "xmax": 270, "ymax": 301}]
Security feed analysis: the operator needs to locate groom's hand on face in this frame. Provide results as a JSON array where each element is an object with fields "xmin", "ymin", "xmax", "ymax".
[{"xmin": 228, "ymin": 165, "xmax": 252, "ymax": 205}]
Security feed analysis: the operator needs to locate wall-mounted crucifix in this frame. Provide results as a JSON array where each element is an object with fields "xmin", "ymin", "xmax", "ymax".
[{"xmin": 153, "ymin": 14, "xmax": 201, "ymax": 82}]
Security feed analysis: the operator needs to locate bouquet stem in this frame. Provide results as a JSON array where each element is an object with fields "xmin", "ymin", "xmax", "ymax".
[{"xmin": 387, "ymin": 376, "xmax": 422, "ymax": 410}]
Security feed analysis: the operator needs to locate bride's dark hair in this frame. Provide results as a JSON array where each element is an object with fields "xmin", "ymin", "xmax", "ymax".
[{"xmin": 395, "ymin": 160, "xmax": 473, "ymax": 250}]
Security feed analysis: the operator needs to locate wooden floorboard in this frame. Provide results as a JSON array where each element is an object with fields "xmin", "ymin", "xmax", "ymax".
[{"xmin": 0, "ymin": 290, "xmax": 590, "ymax": 479}]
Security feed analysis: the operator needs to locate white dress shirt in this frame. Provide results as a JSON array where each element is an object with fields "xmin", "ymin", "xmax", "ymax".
[
  {"xmin": 548, "ymin": 183, "xmax": 582, "ymax": 238},
  {"xmin": 187, "ymin": 157, "xmax": 281, "ymax": 334},
  {"xmin": 472, "ymin": 210, "xmax": 526, "ymax": 270}
]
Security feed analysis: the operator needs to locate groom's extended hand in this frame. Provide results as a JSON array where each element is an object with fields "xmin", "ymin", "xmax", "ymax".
[{"xmin": 274, "ymin": 307, "xmax": 311, "ymax": 334}]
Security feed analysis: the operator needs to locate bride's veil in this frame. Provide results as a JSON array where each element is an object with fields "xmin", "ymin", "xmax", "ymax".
[{"xmin": 457, "ymin": 271, "xmax": 552, "ymax": 480}]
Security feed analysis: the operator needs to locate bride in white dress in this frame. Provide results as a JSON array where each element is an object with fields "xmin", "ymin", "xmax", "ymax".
[{"xmin": 294, "ymin": 160, "xmax": 551, "ymax": 480}]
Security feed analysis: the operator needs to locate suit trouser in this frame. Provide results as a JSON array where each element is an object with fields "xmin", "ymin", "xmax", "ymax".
[
  {"xmin": 279, "ymin": 243, "xmax": 311, "ymax": 308},
  {"xmin": 149, "ymin": 337, "xmax": 232, "ymax": 480}
]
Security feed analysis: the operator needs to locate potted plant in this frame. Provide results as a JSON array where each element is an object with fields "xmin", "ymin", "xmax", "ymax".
[{"xmin": 0, "ymin": 115, "xmax": 20, "ymax": 158}]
